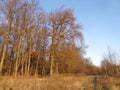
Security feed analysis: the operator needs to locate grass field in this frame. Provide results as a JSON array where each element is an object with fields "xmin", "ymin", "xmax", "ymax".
[{"xmin": 0, "ymin": 74, "xmax": 120, "ymax": 90}]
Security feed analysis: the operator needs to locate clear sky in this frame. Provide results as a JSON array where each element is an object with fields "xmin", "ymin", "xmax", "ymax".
[{"xmin": 40, "ymin": 0, "xmax": 120, "ymax": 66}]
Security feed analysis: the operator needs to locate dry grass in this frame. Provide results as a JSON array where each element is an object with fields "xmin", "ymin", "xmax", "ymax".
[{"xmin": 0, "ymin": 75, "xmax": 120, "ymax": 90}]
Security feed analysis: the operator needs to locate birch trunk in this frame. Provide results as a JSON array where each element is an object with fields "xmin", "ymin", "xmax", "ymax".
[
  {"xmin": 27, "ymin": 38, "xmax": 32, "ymax": 76},
  {"xmin": 0, "ymin": 12, "xmax": 12, "ymax": 74},
  {"xmin": 50, "ymin": 55, "xmax": 54, "ymax": 75},
  {"xmin": 15, "ymin": 37, "xmax": 21, "ymax": 77}
]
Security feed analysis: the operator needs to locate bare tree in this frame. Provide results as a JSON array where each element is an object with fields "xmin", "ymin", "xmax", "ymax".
[
  {"xmin": 0, "ymin": 1, "xmax": 86, "ymax": 76},
  {"xmin": 47, "ymin": 8, "xmax": 84, "ymax": 75},
  {"xmin": 101, "ymin": 47, "xmax": 120, "ymax": 76},
  {"xmin": 0, "ymin": 0, "xmax": 17, "ymax": 74}
]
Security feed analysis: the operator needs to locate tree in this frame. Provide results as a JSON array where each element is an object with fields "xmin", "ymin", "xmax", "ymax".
[
  {"xmin": 0, "ymin": 0, "xmax": 42, "ymax": 76},
  {"xmin": 47, "ymin": 8, "xmax": 85, "ymax": 75},
  {"xmin": 0, "ymin": 0, "xmax": 16, "ymax": 74},
  {"xmin": 101, "ymin": 47, "xmax": 120, "ymax": 76},
  {"xmin": 56, "ymin": 43, "xmax": 85, "ymax": 73},
  {"xmin": 0, "ymin": 1, "xmax": 86, "ymax": 76}
]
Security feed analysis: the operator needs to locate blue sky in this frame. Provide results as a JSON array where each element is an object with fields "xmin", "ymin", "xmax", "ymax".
[{"xmin": 40, "ymin": 0, "xmax": 120, "ymax": 66}]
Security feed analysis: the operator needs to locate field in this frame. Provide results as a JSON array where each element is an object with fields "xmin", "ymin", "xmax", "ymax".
[{"xmin": 0, "ymin": 74, "xmax": 120, "ymax": 90}]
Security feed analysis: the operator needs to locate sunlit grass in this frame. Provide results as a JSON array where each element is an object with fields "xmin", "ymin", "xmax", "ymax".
[{"xmin": 0, "ymin": 75, "xmax": 120, "ymax": 90}]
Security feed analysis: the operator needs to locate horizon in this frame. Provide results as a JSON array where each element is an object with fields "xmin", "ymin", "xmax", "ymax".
[{"xmin": 40, "ymin": 0, "xmax": 120, "ymax": 66}]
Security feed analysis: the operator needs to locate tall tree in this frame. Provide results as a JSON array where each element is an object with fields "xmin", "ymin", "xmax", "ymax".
[
  {"xmin": 0, "ymin": 0, "xmax": 17, "ymax": 73},
  {"xmin": 47, "ymin": 8, "xmax": 84, "ymax": 75}
]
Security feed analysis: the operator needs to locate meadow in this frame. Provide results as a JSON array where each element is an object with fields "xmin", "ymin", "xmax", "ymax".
[{"xmin": 0, "ymin": 74, "xmax": 120, "ymax": 90}]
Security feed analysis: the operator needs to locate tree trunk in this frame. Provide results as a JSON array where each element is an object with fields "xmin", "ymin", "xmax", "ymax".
[
  {"xmin": 0, "ymin": 43, "xmax": 7, "ymax": 73},
  {"xmin": 0, "ymin": 13, "xmax": 12, "ymax": 74},
  {"xmin": 50, "ymin": 55, "xmax": 54, "ymax": 75},
  {"xmin": 15, "ymin": 37, "xmax": 21, "ymax": 77},
  {"xmin": 35, "ymin": 54, "xmax": 39, "ymax": 76},
  {"xmin": 27, "ymin": 38, "xmax": 32, "ymax": 76}
]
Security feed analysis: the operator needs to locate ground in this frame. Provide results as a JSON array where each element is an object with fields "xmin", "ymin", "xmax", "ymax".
[{"xmin": 0, "ymin": 74, "xmax": 120, "ymax": 90}]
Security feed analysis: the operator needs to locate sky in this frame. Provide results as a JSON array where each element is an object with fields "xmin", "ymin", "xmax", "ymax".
[{"xmin": 40, "ymin": 0, "xmax": 120, "ymax": 66}]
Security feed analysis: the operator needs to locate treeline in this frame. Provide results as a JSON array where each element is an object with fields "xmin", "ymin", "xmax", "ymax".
[
  {"xmin": 0, "ymin": 0, "xmax": 90, "ymax": 76},
  {"xmin": 0, "ymin": 0, "xmax": 119, "ymax": 77},
  {"xmin": 101, "ymin": 48, "xmax": 120, "ymax": 77}
]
